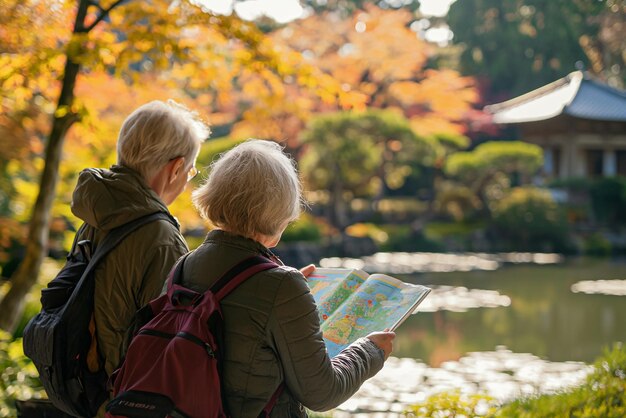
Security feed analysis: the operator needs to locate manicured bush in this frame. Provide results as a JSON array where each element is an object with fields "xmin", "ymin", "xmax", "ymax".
[
  {"xmin": 583, "ymin": 233, "xmax": 612, "ymax": 256},
  {"xmin": 281, "ymin": 214, "xmax": 324, "ymax": 243},
  {"xmin": 491, "ymin": 187, "xmax": 570, "ymax": 252},
  {"xmin": 589, "ymin": 177, "xmax": 626, "ymax": 225},
  {"xmin": 375, "ymin": 224, "xmax": 444, "ymax": 252}
]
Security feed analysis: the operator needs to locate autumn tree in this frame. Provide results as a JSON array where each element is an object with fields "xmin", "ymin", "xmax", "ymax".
[
  {"xmin": 299, "ymin": 110, "xmax": 433, "ymax": 229},
  {"xmin": 0, "ymin": 0, "xmax": 340, "ymax": 331},
  {"xmin": 233, "ymin": 5, "xmax": 477, "ymax": 150}
]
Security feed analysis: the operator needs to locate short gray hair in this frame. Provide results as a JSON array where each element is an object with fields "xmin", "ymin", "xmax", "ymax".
[
  {"xmin": 117, "ymin": 100, "xmax": 210, "ymax": 180},
  {"xmin": 193, "ymin": 139, "xmax": 302, "ymax": 238}
]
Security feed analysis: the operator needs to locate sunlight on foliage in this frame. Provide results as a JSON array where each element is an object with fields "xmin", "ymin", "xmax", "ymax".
[
  {"xmin": 405, "ymin": 390, "xmax": 498, "ymax": 417},
  {"xmin": 0, "ymin": 332, "xmax": 45, "ymax": 418},
  {"xmin": 494, "ymin": 343, "xmax": 626, "ymax": 418}
]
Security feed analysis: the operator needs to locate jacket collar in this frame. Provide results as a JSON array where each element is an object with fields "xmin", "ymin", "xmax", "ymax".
[{"xmin": 204, "ymin": 229, "xmax": 282, "ymax": 264}]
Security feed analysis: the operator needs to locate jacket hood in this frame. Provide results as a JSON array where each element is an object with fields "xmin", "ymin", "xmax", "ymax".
[{"xmin": 71, "ymin": 165, "xmax": 171, "ymax": 231}]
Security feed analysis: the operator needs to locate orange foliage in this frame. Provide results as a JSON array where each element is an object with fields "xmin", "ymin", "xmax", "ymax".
[{"xmin": 237, "ymin": 6, "xmax": 479, "ymax": 143}]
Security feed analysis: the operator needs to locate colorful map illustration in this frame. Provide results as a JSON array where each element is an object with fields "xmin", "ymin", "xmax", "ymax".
[
  {"xmin": 307, "ymin": 270, "xmax": 368, "ymax": 321},
  {"xmin": 308, "ymin": 269, "xmax": 431, "ymax": 358}
]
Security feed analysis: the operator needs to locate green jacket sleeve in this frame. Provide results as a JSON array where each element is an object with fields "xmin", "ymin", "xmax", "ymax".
[{"xmin": 269, "ymin": 269, "xmax": 385, "ymax": 412}]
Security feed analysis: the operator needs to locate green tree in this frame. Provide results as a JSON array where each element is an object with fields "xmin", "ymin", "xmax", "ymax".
[
  {"xmin": 447, "ymin": 0, "xmax": 615, "ymax": 99},
  {"xmin": 411, "ymin": 132, "xmax": 471, "ymax": 230},
  {"xmin": 444, "ymin": 141, "xmax": 543, "ymax": 217},
  {"xmin": 300, "ymin": 110, "xmax": 433, "ymax": 229}
]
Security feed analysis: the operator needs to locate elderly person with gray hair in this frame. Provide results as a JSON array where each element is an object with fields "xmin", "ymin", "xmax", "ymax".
[
  {"xmin": 70, "ymin": 100, "xmax": 208, "ymax": 416},
  {"xmin": 184, "ymin": 139, "xmax": 394, "ymax": 417}
]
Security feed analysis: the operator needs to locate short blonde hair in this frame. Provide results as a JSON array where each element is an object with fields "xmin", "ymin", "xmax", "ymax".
[
  {"xmin": 117, "ymin": 100, "xmax": 210, "ymax": 180},
  {"xmin": 193, "ymin": 140, "xmax": 302, "ymax": 238}
]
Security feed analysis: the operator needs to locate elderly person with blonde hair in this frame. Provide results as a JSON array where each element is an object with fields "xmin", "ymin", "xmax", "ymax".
[
  {"xmin": 70, "ymin": 100, "xmax": 208, "ymax": 416},
  {"xmin": 183, "ymin": 139, "xmax": 394, "ymax": 417}
]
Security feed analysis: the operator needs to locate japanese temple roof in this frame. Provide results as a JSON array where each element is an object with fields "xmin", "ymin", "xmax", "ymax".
[{"xmin": 485, "ymin": 71, "xmax": 626, "ymax": 124}]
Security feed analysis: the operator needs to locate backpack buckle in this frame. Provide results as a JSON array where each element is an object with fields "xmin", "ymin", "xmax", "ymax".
[{"xmin": 171, "ymin": 289, "xmax": 201, "ymax": 307}]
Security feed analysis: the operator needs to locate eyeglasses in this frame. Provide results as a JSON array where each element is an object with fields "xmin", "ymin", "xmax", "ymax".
[
  {"xmin": 187, "ymin": 165, "xmax": 198, "ymax": 182},
  {"xmin": 170, "ymin": 156, "xmax": 198, "ymax": 182}
]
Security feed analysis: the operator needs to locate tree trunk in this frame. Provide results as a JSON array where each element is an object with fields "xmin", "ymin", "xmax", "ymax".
[
  {"xmin": 0, "ymin": 0, "xmax": 88, "ymax": 332},
  {"xmin": 329, "ymin": 176, "xmax": 348, "ymax": 232}
]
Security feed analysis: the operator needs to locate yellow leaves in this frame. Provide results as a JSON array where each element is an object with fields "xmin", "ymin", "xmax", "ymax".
[
  {"xmin": 54, "ymin": 106, "xmax": 69, "ymax": 118},
  {"xmin": 133, "ymin": 39, "xmax": 154, "ymax": 53},
  {"xmin": 410, "ymin": 115, "xmax": 464, "ymax": 137},
  {"xmin": 386, "ymin": 81, "xmax": 422, "ymax": 106},
  {"xmin": 5, "ymin": 160, "xmax": 22, "ymax": 178},
  {"xmin": 66, "ymin": 33, "xmax": 90, "ymax": 61},
  {"xmin": 11, "ymin": 177, "xmax": 40, "ymax": 221},
  {"xmin": 2, "ymin": 73, "xmax": 25, "ymax": 89},
  {"xmin": 346, "ymin": 223, "xmax": 389, "ymax": 243},
  {"xmin": 97, "ymin": 47, "xmax": 116, "ymax": 66}
]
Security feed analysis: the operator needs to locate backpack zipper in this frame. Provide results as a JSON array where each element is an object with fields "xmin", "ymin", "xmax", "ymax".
[{"xmin": 138, "ymin": 329, "xmax": 215, "ymax": 358}]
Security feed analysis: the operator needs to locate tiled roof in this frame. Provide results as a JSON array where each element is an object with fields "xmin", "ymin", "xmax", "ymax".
[{"xmin": 485, "ymin": 71, "xmax": 626, "ymax": 123}]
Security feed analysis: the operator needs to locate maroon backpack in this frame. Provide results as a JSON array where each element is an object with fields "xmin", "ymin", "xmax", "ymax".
[{"xmin": 106, "ymin": 253, "xmax": 282, "ymax": 418}]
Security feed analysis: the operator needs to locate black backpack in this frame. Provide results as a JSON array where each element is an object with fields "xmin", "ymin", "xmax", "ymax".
[{"xmin": 23, "ymin": 212, "xmax": 174, "ymax": 417}]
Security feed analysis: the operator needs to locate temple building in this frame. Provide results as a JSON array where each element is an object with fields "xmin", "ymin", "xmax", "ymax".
[{"xmin": 485, "ymin": 71, "xmax": 626, "ymax": 179}]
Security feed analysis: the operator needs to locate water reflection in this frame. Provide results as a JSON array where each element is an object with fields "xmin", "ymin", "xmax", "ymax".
[
  {"xmin": 418, "ymin": 286, "xmax": 511, "ymax": 312},
  {"xmin": 323, "ymin": 255, "xmax": 624, "ymax": 415},
  {"xmin": 335, "ymin": 347, "xmax": 592, "ymax": 416},
  {"xmin": 571, "ymin": 279, "xmax": 626, "ymax": 295},
  {"xmin": 320, "ymin": 251, "xmax": 563, "ymax": 274},
  {"xmin": 394, "ymin": 258, "xmax": 626, "ymax": 365}
]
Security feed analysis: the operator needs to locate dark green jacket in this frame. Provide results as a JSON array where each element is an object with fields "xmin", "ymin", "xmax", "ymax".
[
  {"xmin": 180, "ymin": 230, "xmax": 385, "ymax": 418},
  {"xmin": 71, "ymin": 165, "xmax": 188, "ymax": 377}
]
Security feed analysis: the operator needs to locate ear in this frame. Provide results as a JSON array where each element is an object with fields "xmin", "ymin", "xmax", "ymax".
[{"xmin": 168, "ymin": 157, "xmax": 184, "ymax": 184}]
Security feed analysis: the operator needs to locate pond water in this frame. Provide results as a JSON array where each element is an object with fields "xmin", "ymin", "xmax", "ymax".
[
  {"xmin": 317, "ymin": 254, "xmax": 626, "ymax": 414},
  {"xmin": 394, "ymin": 257, "xmax": 626, "ymax": 366}
]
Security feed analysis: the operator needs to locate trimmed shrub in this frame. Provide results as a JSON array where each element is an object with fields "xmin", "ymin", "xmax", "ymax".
[
  {"xmin": 491, "ymin": 187, "xmax": 570, "ymax": 252},
  {"xmin": 583, "ymin": 233, "xmax": 612, "ymax": 256},
  {"xmin": 590, "ymin": 177, "xmax": 626, "ymax": 225},
  {"xmin": 281, "ymin": 214, "xmax": 324, "ymax": 243}
]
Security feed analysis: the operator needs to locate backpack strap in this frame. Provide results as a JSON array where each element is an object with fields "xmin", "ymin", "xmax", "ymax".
[
  {"xmin": 259, "ymin": 384, "xmax": 284, "ymax": 417},
  {"xmin": 168, "ymin": 254, "xmax": 278, "ymax": 300},
  {"xmin": 91, "ymin": 212, "xmax": 175, "ymax": 266},
  {"xmin": 209, "ymin": 255, "xmax": 284, "ymax": 416},
  {"xmin": 62, "ymin": 212, "xmax": 174, "ymax": 311},
  {"xmin": 211, "ymin": 255, "xmax": 278, "ymax": 301}
]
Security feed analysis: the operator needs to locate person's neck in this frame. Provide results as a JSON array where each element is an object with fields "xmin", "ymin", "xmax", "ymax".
[
  {"xmin": 219, "ymin": 228, "xmax": 276, "ymax": 249},
  {"xmin": 148, "ymin": 169, "xmax": 174, "ymax": 205}
]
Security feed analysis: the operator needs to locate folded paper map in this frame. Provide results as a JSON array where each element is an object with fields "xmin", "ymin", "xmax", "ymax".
[{"xmin": 307, "ymin": 268, "xmax": 431, "ymax": 357}]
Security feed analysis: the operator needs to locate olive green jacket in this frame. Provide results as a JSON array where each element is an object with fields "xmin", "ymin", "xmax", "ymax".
[
  {"xmin": 180, "ymin": 230, "xmax": 385, "ymax": 418},
  {"xmin": 71, "ymin": 165, "xmax": 188, "ymax": 378}
]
